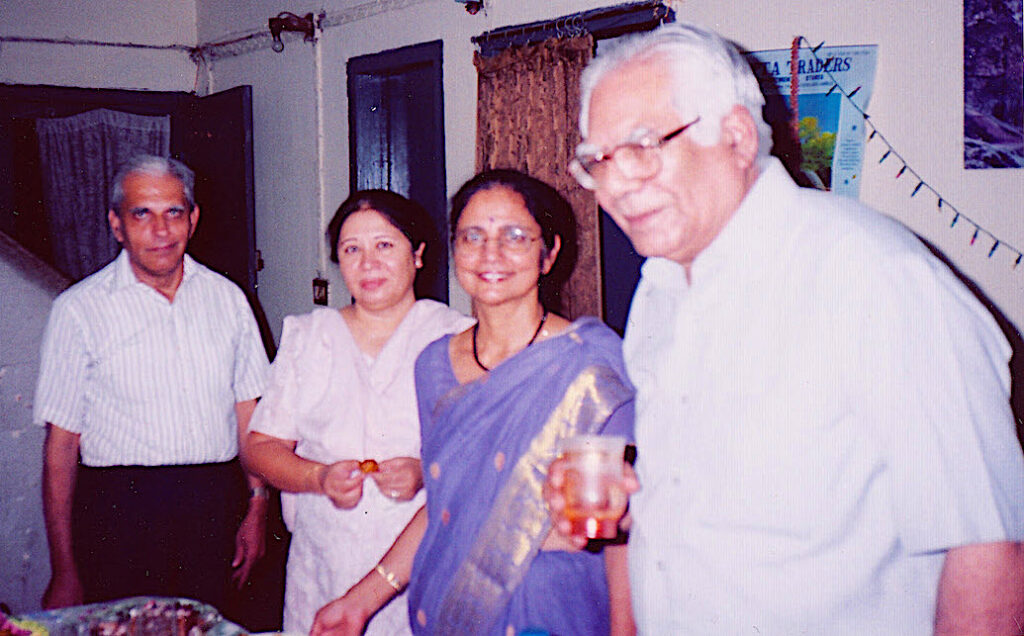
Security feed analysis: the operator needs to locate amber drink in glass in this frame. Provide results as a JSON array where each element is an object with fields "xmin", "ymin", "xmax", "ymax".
[{"xmin": 559, "ymin": 434, "xmax": 627, "ymax": 539}]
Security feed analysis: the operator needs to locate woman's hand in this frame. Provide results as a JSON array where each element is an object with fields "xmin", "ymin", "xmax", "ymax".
[
  {"xmin": 369, "ymin": 457, "xmax": 423, "ymax": 501},
  {"xmin": 310, "ymin": 592, "xmax": 373, "ymax": 636},
  {"xmin": 310, "ymin": 547, "xmax": 412, "ymax": 636},
  {"xmin": 318, "ymin": 460, "xmax": 366, "ymax": 509},
  {"xmin": 544, "ymin": 455, "xmax": 639, "ymax": 548}
]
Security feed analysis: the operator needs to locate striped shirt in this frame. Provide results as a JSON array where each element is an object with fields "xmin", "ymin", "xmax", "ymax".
[{"xmin": 33, "ymin": 251, "xmax": 269, "ymax": 466}]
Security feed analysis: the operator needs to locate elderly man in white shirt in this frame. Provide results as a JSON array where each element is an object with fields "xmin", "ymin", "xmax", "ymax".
[
  {"xmin": 548, "ymin": 22, "xmax": 1024, "ymax": 635},
  {"xmin": 34, "ymin": 155, "xmax": 270, "ymax": 613}
]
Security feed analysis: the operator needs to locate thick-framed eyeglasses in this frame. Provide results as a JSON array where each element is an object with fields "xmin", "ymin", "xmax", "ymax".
[
  {"xmin": 454, "ymin": 225, "xmax": 542, "ymax": 254},
  {"xmin": 569, "ymin": 116, "xmax": 701, "ymax": 190}
]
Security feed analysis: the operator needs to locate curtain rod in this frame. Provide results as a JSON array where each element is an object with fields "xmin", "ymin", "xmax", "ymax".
[{"xmin": 472, "ymin": 1, "xmax": 673, "ymax": 57}]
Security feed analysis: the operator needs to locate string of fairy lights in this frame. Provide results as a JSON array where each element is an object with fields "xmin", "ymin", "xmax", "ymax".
[{"xmin": 792, "ymin": 35, "xmax": 1023, "ymax": 270}]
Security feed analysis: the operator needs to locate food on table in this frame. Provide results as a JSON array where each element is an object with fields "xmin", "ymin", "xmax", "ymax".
[
  {"xmin": 0, "ymin": 614, "xmax": 47, "ymax": 636},
  {"xmin": 82, "ymin": 599, "xmax": 220, "ymax": 635}
]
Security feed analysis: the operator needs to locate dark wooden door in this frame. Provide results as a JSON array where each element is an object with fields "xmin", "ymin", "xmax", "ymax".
[
  {"xmin": 174, "ymin": 86, "xmax": 257, "ymax": 296},
  {"xmin": 600, "ymin": 209, "xmax": 643, "ymax": 335},
  {"xmin": 348, "ymin": 40, "xmax": 448, "ymax": 303},
  {"xmin": 173, "ymin": 86, "xmax": 276, "ymax": 357}
]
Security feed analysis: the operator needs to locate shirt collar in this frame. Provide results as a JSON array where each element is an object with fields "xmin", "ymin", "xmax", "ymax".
[
  {"xmin": 639, "ymin": 255, "xmax": 688, "ymax": 290},
  {"xmin": 181, "ymin": 253, "xmax": 197, "ymax": 282}
]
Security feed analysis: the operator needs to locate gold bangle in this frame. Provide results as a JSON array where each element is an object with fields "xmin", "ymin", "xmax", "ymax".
[{"xmin": 374, "ymin": 564, "xmax": 404, "ymax": 592}]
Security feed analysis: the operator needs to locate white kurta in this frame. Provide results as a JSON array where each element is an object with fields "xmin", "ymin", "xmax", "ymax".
[{"xmin": 249, "ymin": 300, "xmax": 474, "ymax": 634}]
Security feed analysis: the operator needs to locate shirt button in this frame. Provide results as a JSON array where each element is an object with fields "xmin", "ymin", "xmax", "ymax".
[
  {"xmin": 417, "ymin": 609, "xmax": 427, "ymax": 627},
  {"xmin": 505, "ymin": 625, "xmax": 516, "ymax": 636},
  {"xmin": 441, "ymin": 509, "xmax": 451, "ymax": 525},
  {"xmin": 494, "ymin": 451, "xmax": 505, "ymax": 471},
  {"xmin": 429, "ymin": 462, "xmax": 441, "ymax": 479}
]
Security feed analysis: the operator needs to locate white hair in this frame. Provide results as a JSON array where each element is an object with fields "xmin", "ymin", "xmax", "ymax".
[
  {"xmin": 110, "ymin": 155, "xmax": 195, "ymax": 214},
  {"xmin": 579, "ymin": 22, "xmax": 773, "ymax": 158}
]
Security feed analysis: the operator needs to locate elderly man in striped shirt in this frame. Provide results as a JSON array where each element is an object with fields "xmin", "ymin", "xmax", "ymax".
[{"xmin": 34, "ymin": 155, "xmax": 271, "ymax": 613}]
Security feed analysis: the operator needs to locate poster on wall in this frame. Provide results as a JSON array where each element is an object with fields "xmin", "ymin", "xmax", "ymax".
[
  {"xmin": 744, "ymin": 45, "xmax": 877, "ymax": 199},
  {"xmin": 964, "ymin": 0, "xmax": 1023, "ymax": 169}
]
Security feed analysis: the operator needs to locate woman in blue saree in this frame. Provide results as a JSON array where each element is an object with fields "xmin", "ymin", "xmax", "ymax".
[{"xmin": 311, "ymin": 170, "xmax": 635, "ymax": 636}]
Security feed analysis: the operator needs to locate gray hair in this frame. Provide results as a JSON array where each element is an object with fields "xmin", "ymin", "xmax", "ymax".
[
  {"xmin": 110, "ymin": 155, "xmax": 196, "ymax": 214},
  {"xmin": 579, "ymin": 22, "xmax": 773, "ymax": 158}
]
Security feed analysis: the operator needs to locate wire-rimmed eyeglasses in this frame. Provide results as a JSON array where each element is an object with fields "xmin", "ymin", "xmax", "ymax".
[
  {"xmin": 453, "ymin": 225, "xmax": 541, "ymax": 254},
  {"xmin": 569, "ymin": 116, "xmax": 701, "ymax": 190}
]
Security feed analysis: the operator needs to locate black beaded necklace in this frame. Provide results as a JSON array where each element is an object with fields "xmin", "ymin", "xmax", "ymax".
[{"xmin": 472, "ymin": 309, "xmax": 548, "ymax": 372}]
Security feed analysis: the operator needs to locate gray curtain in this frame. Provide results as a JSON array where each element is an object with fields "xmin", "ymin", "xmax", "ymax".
[{"xmin": 36, "ymin": 109, "xmax": 171, "ymax": 280}]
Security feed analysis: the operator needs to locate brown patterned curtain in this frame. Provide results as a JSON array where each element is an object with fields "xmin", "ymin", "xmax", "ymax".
[{"xmin": 474, "ymin": 35, "xmax": 599, "ymax": 319}]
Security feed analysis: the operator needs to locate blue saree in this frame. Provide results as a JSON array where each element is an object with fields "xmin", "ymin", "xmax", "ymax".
[{"xmin": 407, "ymin": 317, "xmax": 635, "ymax": 636}]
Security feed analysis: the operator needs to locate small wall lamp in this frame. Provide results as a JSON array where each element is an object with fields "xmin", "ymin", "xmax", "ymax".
[{"xmin": 269, "ymin": 12, "xmax": 315, "ymax": 52}]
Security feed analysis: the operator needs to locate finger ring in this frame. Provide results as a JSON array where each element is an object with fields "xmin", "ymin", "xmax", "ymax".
[{"xmin": 391, "ymin": 490, "xmax": 399, "ymax": 498}]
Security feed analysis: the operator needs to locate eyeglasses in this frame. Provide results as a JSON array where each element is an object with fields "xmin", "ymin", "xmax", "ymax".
[
  {"xmin": 569, "ymin": 116, "xmax": 701, "ymax": 190},
  {"xmin": 454, "ymin": 225, "xmax": 541, "ymax": 254}
]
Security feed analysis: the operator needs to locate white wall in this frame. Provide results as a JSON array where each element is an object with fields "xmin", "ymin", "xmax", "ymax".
[
  {"xmin": 0, "ymin": 0, "xmax": 197, "ymax": 90},
  {"xmin": 0, "ymin": 236, "xmax": 68, "ymax": 613},
  {"xmin": 197, "ymin": 0, "xmax": 1024, "ymax": 340}
]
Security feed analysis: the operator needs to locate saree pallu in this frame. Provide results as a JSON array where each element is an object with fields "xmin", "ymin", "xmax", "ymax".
[{"xmin": 408, "ymin": 318, "xmax": 635, "ymax": 635}]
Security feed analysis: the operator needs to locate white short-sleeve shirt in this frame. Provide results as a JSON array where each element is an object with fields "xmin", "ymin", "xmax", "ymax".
[
  {"xmin": 33, "ymin": 251, "xmax": 269, "ymax": 466},
  {"xmin": 625, "ymin": 159, "xmax": 1024, "ymax": 635}
]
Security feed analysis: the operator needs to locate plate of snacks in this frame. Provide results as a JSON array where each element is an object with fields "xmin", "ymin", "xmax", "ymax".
[{"xmin": 14, "ymin": 597, "xmax": 247, "ymax": 636}]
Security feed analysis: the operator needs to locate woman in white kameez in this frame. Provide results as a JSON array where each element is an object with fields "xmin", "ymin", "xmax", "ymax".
[{"xmin": 242, "ymin": 190, "xmax": 474, "ymax": 634}]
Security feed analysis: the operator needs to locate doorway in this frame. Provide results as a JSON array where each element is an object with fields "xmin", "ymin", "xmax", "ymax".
[
  {"xmin": 347, "ymin": 40, "xmax": 448, "ymax": 303},
  {"xmin": 0, "ymin": 84, "xmax": 258, "ymax": 299}
]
